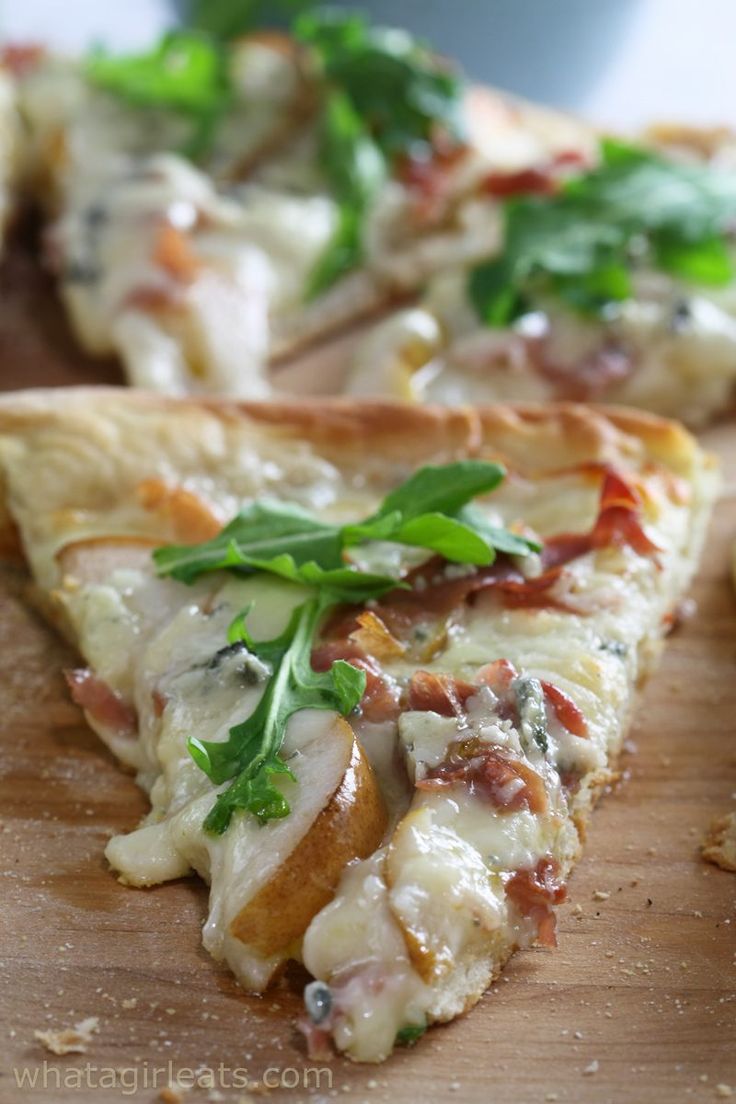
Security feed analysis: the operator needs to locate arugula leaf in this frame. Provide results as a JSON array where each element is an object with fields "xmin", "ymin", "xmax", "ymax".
[
  {"xmin": 469, "ymin": 139, "xmax": 736, "ymax": 326},
  {"xmin": 153, "ymin": 500, "xmax": 344, "ymax": 583},
  {"xmin": 296, "ymin": 9, "xmax": 465, "ymax": 295},
  {"xmin": 85, "ymin": 31, "xmax": 231, "ymax": 159},
  {"xmin": 295, "ymin": 9, "xmax": 464, "ymax": 158},
  {"xmin": 227, "ymin": 554, "xmax": 405, "ymax": 603},
  {"xmin": 192, "ymin": 596, "xmax": 367, "ymax": 832},
  {"xmin": 352, "ymin": 460, "xmax": 506, "ymax": 526},
  {"xmin": 306, "ymin": 90, "xmax": 386, "ymax": 298},
  {"xmin": 155, "ymin": 461, "xmax": 529, "ymax": 588},
  {"xmin": 395, "ymin": 1021, "xmax": 427, "ymax": 1045},
  {"xmin": 455, "ymin": 504, "xmax": 542, "ymax": 557}
]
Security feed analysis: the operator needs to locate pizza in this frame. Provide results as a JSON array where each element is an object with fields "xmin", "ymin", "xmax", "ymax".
[
  {"xmin": 0, "ymin": 388, "xmax": 716, "ymax": 1062},
  {"xmin": 3, "ymin": 15, "xmax": 596, "ymax": 396},
  {"xmin": 346, "ymin": 136, "xmax": 736, "ymax": 427}
]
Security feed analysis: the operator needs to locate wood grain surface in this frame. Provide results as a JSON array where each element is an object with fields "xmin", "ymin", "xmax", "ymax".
[{"xmin": 0, "ymin": 234, "xmax": 734, "ymax": 1104}]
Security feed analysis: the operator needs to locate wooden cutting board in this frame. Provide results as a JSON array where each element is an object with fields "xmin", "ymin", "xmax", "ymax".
[{"xmin": 0, "ymin": 233, "xmax": 735, "ymax": 1104}]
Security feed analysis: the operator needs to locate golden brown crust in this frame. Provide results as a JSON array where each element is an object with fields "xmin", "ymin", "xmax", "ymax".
[{"xmin": 0, "ymin": 387, "xmax": 705, "ymax": 473}]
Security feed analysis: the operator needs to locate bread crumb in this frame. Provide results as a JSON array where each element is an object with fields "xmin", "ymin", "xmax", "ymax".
[
  {"xmin": 34, "ymin": 1016, "xmax": 99, "ymax": 1055},
  {"xmin": 583, "ymin": 1060, "xmax": 599, "ymax": 1076},
  {"xmin": 592, "ymin": 890, "xmax": 610, "ymax": 901},
  {"xmin": 121, "ymin": 997, "xmax": 137, "ymax": 1009},
  {"xmin": 702, "ymin": 811, "xmax": 736, "ymax": 872},
  {"xmin": 715, "ymin": 1086, "xmax": 733, "ymax": 1099}
]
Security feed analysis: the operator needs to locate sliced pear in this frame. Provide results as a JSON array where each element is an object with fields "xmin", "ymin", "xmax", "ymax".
[{"xmin": 228, "ymin": 716, "xmax": 387, "ymax": 956}]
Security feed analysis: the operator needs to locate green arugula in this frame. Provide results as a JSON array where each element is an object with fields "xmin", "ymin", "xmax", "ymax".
[
  {"xmin": 153, "ymin": 460, "xmax": 536, "ymax": 584},
  {"xmin": 469, "ymin": 138, "xmax": 736, "ymax": 327},
  {"xmin": 85, "ymin": 31, "xmax": 231, "ymax": 159},
  {"xmin": 84, "ymin": 9, "xmax": 464, "ymax": 287},
  {"xmin": 295, "ymin": 9, "xmax": 464, "ymax": 160},
  {"xmin": 295, "ymin": 9, "xmax": 466, "ymax": 295},
  {"xmin": 154, "ymin": 461, "xmax": 537, "ymax": 833},
  {"xmin": 192, "ymin": 594, "xmax": 371, "ymax": 833},
  {"xmin": 395, "ymin": 1021, "xmax": 427, "ymax": 1045},
  {"xmin": 305, "ymin": 89, "xmax": 386, "ymax": 298}
]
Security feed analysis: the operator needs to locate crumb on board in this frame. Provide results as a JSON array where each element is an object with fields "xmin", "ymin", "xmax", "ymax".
[
  {"xmin": 34, "ymin": 1016, "xmax": 99, "ymax": 1055},
  {"xmin": 159, "ymin": 1089, "xmax": 184, "ymax": 1104},
  {"xmin": 592, "ymin": 890, "xmax": 610, "ymax": 901},
  {"xmin": 715, "ymin": 1086, "xmax": 733, "ymax": 1099},
  {"xmin": 583, "ymin": 1060, "xmax": 599, "ymax": 1076},
  {"xmin": 702, "ymin": 812, "xmax": 736, "ymax": 872}
]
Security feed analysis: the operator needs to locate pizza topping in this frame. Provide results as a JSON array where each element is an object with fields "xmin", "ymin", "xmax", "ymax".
[
  {"xmin": 64, "ymin": 668, "xmax": 137, "ymax": 735},
  {"xmin": 513, "ymin": 673, "xmax": 549, "ymax": 752},
  {"xmin": 136, "ymin": 478, "xmax": 223, "ymax": 543},
  {"xmin": 417, "ymin": 738, "xmax": 548, "ymax": 814},
  {"xmin": 543, "ymin": 468, "xmax": 661, "ymax": 567},
  {"xmin": 154, "ymin": 460, "xmax": 535, "ymax": 584},
  {"xmin": 347, "ymin": 610, "xmax": 406, "ymax": 660},
  {"xmin": 482, "ymin": 150, "xmax": 590, "ymax": 199},
  {"xmin": 399, "ymin": 144, "xmax": 470, "ymax": 225},
  {"xmin": 407, "ymin": 670, "xmax": 477, "ymax": 717},
  {"xmin": 85, "ymin": 31, "xmax": 232, "ymax": 160},
  {"xmin": 152, "ymin": 223, "xmax": 201, "ymax": 283},
  {"xmin": 535, "ymin": 334, "xmax": 636, "ymax": 400},
  {"xmin": 154, "ymin": 461, "xmax": 533, "ymax": 832},
  {"xmin": 304, "ymin": 978, "xmax": 333, "ymax": 1025},
  {"xmin": 295, "ymin": 9, "xmax": 466, "ymax": 295},
  {"xmin": 540, "ymin": 680, "xmax": 588, "ymax": 738},
  {"xmin": 0, "ymin": 43, "xmax": 46, "ymax": 77},
  {"xmin": 469, "ymin": 138, "xmax": 736, "ymax": 328},
  {"xmin": 506, "ymin": 857, "xmax": 566, "ymax": 947},
  {"xmin": 311, "ymin": 639, "xmax": 401, "ymax": 723}
]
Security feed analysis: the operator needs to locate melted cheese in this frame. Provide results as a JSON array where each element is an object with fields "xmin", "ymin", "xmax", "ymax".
[
  {"xmin": 17, "ymin": 45, "xmax": 601, "ymax": 397},
  {"xmin": 17, "ymin": 39, "xmax": 304, "ymax": 198},
  {"xmin": 51, "ymin": 155, "xmax": 338, "ymax": 395},
  {"xmin": 347, "ymin": 265, "xmax": 736, "ymax": 426}
]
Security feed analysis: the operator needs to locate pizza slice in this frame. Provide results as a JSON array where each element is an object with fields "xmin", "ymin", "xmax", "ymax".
[
  {"xmin": 0, "ymin": 390, "xmax": 716, "ymax": 1061},
  {"xmin": 346, "ymin": 135, "xmax": 736, "ymax": 427},
  {"xmin": 13, "ymin": 13, "xmax": 595, "ymax": 395}
]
